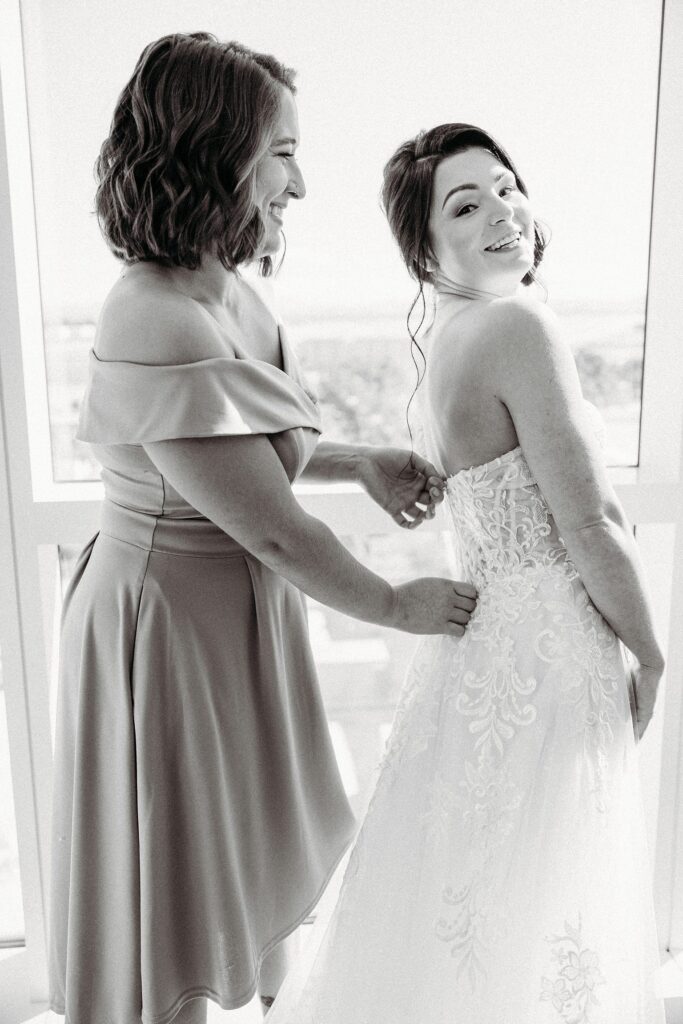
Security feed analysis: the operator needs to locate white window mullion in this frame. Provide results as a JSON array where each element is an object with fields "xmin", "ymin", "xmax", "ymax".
[
  {"xmin": 638, "ymin": 0, "xmax": 683, "ymax": 481},
  {"xmin": 637, "ymin": 0, "xmax": 683, "ymax": 952},
  {"xmin": 0, "ymin": 0, "xmax": 54, "ymax": 504},
  {"xmin": 0, "ymin": 51, "xmax": 51, "ymax": 1004}
]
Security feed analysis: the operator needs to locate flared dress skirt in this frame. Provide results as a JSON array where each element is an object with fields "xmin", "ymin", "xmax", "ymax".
[{"xmin": 49, "ymin": 500, "xmax": 355, "ymax": 1024}]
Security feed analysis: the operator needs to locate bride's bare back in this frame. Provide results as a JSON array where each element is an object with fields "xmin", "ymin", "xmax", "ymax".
[{"xmin": 424, "ymin": 296, "xmax": 521, "ymax": 477}]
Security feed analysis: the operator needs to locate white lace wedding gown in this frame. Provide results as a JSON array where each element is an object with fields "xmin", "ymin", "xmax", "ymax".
[{"xmin": 267, "ymin": 414, "xmax": 664, "ymax": 1024}]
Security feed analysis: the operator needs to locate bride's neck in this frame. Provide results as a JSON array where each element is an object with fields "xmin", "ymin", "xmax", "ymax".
[
  {"xmin": 431, "ymin": 269, "xmax": 500, "ymax": 302},
  {"xmin": 431, "ymin": 269, "xmax": 522, "ymax": 314}
]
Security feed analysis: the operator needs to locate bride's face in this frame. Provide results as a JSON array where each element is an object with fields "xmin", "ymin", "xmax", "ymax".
[{"xmin": 428, "ymin": 147, "xmax": 535, "ymax": 294}]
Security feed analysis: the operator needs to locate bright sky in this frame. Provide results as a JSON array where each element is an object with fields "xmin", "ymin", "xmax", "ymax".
[{"xmin": 18, "ymin": 0, "xmax": 662, "ymax": 321}]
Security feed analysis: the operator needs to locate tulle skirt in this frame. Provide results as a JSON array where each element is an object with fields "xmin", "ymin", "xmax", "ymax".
[{"xmin": 267, "ymin": 568, "xmax": 664, "ymax": 1024}]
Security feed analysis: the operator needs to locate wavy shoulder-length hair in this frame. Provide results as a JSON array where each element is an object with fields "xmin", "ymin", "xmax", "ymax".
[
  {"xmin": 381, "ymin": 122, "xmax": 547, "ymax": 290},
  {"xmin": 95, "ymin": 32, "xmax": 295, "ymax": 275}
]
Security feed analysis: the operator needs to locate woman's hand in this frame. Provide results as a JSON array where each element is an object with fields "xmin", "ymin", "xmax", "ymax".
[
  {"xmin": 388, "ymin": 578, "xmax": 477, "ymax": 636},
  {"xmin": 357, "ymin": 446, "xmax": 446, "ymax": 528},
  {"xmin": 630, "ymin": 660, "xmax": 664, "ymax": 740}
]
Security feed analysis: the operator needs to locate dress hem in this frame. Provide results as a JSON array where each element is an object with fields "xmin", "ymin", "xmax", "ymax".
[{"xmin": 49, "ymin": 833, "xmax": 355, "ymax": 1024}]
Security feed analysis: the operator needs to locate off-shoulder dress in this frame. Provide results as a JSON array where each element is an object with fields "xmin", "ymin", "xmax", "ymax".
[{"xmin": 48, "ymin": 319, "xmax": 355, "ymax": 1024}]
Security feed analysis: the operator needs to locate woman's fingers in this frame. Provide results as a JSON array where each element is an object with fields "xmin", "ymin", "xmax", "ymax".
[
  {"xmin": 425, "ymin": 477, "xmax": 446, "ymax": 504},
  {"xmin": 397, "ymin": 505, "xmax": 436, "ymax": 528},
  {"xmin": 399, "ymin": 486, "xmax": 446, "ymax": 527},
  {"xmin": 396, "ymin": 479, "xmax": 447, "ymax": 527},
  {"xmin": 417, "ymin": 487, "xmax": 443, "ymax": 509},
  {"xmin": 396, "ymin": 509, "xmax": 417, "ymax": 528},
  {"xmin": 409, "ymin": 454, "xmax": 444, "ymax": 483},
  {"xmin": 453, "ymin": 594, "xmax": 477, "ymax": 614},
  {"xmin": 454, "ymin": 582, "xmax": 478, "ymax": 600},
  {"xmin": 401, "ymin": 502, "xmax": 426, "ymax": 521},
  {"xmin": 449, "ymin": 607, "xmax": 471, "ymax": 626},
  {"xmin": 446, "ymin": 621, "xmax": 466, "ymax": 637}
]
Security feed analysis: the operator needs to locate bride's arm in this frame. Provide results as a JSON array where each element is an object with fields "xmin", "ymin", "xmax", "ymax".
[{"xmin": 484, "ymin": 297, "xmax": 664, "ymax": 723}]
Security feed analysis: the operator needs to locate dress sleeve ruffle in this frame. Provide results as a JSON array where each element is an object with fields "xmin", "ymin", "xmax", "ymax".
[{"xmin": 76, "ymin": 350, "xmax": 322, "ymax": 444}]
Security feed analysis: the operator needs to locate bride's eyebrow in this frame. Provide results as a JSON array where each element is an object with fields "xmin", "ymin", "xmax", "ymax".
[
  {"xmin": 441, "ymin": 183, "xmax": 477, "ymax": 210},
  {"xmin": 272, "ymin": 136, "xmax": 298, "ymax": 147},
  {"xmin": 441, "ymin": 169, "xmax": 511, "ymax": 211}
]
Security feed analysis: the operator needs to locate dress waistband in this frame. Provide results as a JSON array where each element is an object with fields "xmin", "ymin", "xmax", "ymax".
[{"xmin": 100, "ymin": 500, "xmax": 250, "ymax": 558}]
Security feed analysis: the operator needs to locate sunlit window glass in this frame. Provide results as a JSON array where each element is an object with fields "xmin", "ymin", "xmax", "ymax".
[{"xmin": 16, "ymin": 1, "xmax": 660, "ymax": 483}]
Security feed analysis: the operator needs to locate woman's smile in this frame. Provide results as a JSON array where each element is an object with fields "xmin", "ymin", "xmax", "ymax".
[{"xmin": 269, "ymin": 202, "xmax": 287, "ymax": 226}]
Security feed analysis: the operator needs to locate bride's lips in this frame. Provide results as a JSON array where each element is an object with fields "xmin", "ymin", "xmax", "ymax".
[{"xmin": 484, "ymin": 229, "xmax": 522, "ymax": 253}]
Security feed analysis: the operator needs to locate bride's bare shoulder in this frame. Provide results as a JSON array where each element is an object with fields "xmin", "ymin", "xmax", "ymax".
[
  {"xmin": 459, "ymin": 295, "xmax": 566, "ymax": 377},
  {"xmin": 95, "ymin": 267, "xmax": 231, "ymax": 365},
  {"xmin": 473, "ymin": 293, "xmax": 556, "ymax": 334},
  {"xmin": 474, "ymin": 294, "xmax": 560, "ymax": 346}
]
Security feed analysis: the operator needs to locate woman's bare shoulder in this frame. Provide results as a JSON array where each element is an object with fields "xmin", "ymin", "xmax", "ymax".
[{"xmin": 94, "ymin": 270, "xmax": 234, "ymax": 365}]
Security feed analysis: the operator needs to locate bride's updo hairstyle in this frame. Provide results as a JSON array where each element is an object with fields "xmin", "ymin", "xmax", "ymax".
[
  {"xmin": 381, "ymin": 122, "xmax": 547, "ymax": 291},
  {"xmin": 95, "ymin": 32, "xmax": 296, "ymax": 275}
]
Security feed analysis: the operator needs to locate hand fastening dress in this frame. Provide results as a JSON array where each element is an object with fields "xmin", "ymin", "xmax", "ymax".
[{"xmin": 49, "ymin": 328, "xmax": 356, "ymax": 1024}]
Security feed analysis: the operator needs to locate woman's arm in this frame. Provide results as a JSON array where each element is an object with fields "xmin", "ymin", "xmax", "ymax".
[
  {"xmin": 144, "ymin": 432, "xmax": 475, "ymax": 636},
  {"xmin": 299, "ymin": 441, "xmax": 363, "ymax": 483},
  {"xmin": 301, "ymin": 442, "xmax": 444, "ymax": 527},
  {"xmin": 486, "ymin": 297, "xmax": 664, "ymax": 678}
]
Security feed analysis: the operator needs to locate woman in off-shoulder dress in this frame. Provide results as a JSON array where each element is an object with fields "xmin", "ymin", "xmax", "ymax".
[
  {"xmin": 265, "ymin": 124, "xmax": 665, "ymax": 1023},
  {"xmin": 48, "ymin": 37, "xmax": 478, "ymax": 1024}
]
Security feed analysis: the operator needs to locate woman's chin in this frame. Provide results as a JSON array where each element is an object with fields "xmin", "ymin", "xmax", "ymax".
[{"xmin": 254, "ymin": 236, "xmax": 282, "ymax": 261}]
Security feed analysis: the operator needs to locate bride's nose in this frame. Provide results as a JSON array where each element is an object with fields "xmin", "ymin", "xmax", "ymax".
[{"xmin": 488, "ymin": 193, "xmax": 514, "ymax": 224}]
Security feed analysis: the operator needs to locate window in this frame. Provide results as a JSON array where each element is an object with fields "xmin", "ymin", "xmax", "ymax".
[{"xmin": 16, "ymin": 0, "xmax": 661, "ymax": 484}]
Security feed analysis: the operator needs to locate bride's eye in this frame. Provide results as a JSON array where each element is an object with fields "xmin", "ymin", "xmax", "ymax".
[
  {"xmin": 500, "ymin": 184, "xmax": 517, "ymax": 196},
  {"xmin": 455, "ymin": 204, "xmax": 476, "ymax": 217}
]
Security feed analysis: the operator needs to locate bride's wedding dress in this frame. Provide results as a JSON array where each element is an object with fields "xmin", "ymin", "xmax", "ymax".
[{"xmin": 267, "ymin": 408, "xmax": 663, "ymax": 1024}]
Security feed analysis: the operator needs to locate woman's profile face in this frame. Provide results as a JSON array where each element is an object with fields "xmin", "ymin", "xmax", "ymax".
[
  {"xmin": 428, "ymin": 146, "xmax": 534, "ymax": 294},
  {"xmin": 252, "ymin": 87, "xmax": 306, "ymax": 257}
]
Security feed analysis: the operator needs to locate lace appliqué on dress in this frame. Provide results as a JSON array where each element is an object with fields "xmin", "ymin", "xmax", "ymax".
[
  {"xmin": 540, "ymin": 916, "xmax": 605, "ymax": 1023},
  {"xmin": 433, "ymin": 449, "xmax": 620, "ymax": 988}
]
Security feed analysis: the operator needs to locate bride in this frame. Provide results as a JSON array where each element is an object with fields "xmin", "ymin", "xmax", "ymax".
[{"xmin": 266, "ymin": 123, "xmax": 665, "ymax": 1023}]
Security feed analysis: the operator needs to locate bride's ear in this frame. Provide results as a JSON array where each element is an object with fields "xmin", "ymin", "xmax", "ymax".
[{"xmin": 421, "ymin": 252, "xmax": 439, "ymax": 284}]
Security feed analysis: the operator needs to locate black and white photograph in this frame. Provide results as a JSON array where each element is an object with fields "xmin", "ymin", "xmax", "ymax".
[{"xmin": 0, "ymin": 2, "xmax": 682, "ymax": 1022}]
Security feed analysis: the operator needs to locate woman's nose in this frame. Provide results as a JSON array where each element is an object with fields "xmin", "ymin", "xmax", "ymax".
[{"xmin": 289, "ymin": 159, "xmax": 306, "ymax": 200}]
